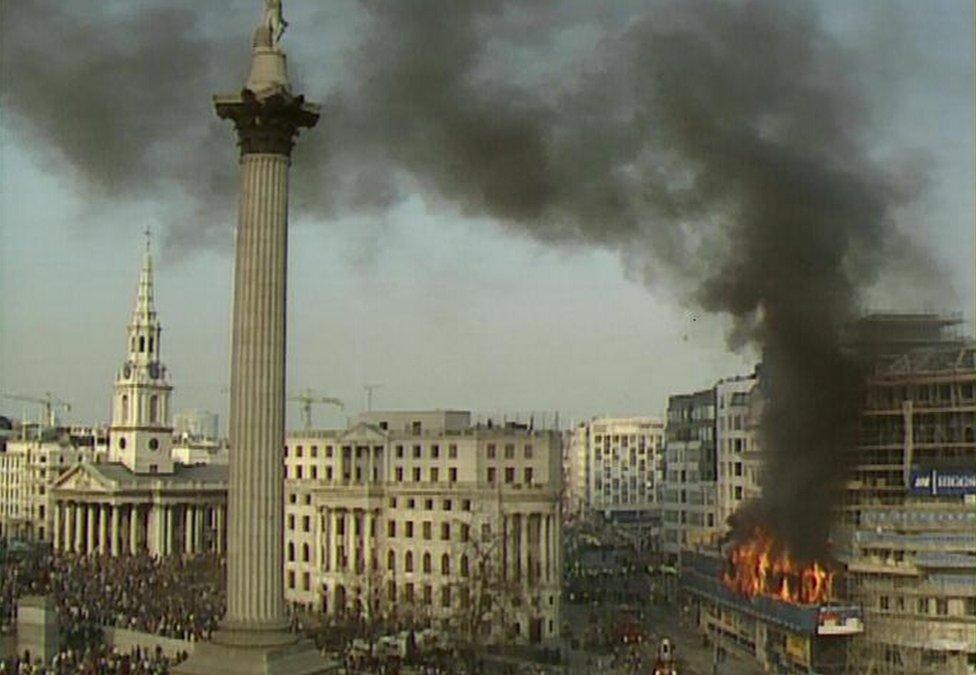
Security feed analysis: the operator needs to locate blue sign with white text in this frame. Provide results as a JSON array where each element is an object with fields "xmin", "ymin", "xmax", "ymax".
[{"xmin": 909, "ymin": 469, "xmax": 976, "ymax": 496}]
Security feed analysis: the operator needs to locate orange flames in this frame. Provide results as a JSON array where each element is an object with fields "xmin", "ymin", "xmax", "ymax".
[{"xmin": 722, "ymin": 527, "xmax": 834, "ymax": 605}]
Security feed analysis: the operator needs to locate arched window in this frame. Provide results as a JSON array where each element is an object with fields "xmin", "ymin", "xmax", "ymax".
[
  {"xmin": 302, "ymin": 543, "xmax": 310, "ymax": 562},
  {"xmin": 423, "ymin": 552, "xmax": 432, "ymax": 574},
  {"xmin": 387, "ymin": 550, "xmax": 396, "ymax": 571},
  {"xmin": 149, "ymin": 395, "xmax": 159, "ymax": 423},
  {"xmin": 121, "ymin": 395, "xmax": 129, "ymax": 423},
  {"xmin": 148, "ymin": 336, "xmax": 154, "ymax": 353},
  {"xmin": 139, "ymin": 336, "xmax": 145, "ymax": 352},
  {"xmin": 287, "ymin": 541, "xmax": 295, "ymax": 562},
  {"xmin": 441, "ymin": 553, "xmax": 450, "ymax": 576},
  {"xmin": 118, "ymin": 437, "xmax": 127, "ymax": 450},
  {"xmin": 460, "ymin": 554, "xmax": 469, "ymax": 577},
  {"xmin": 405, "ymin": 551, "xmax": 414, "ymax": 573}
]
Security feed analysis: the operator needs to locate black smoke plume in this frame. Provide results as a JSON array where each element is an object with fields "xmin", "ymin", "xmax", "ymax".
[{"xmin": 2, "ymin": 0, "xmax": 930, "ymax": 558}]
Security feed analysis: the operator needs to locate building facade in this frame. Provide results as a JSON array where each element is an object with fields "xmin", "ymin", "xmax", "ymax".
[
  {"xmin": 576, "ymin": 416, "xmax": 664, "ymax": 519},
  {"xmin": 839, "ymin": 315, "xmax": 976, "ymax": 674},
  {"xmin": 662, "ymin": 388, "xmax": 718, "ymax": 560},
  {"xmin": 48, "ymin": 239, "xmax": 227, "ymax": 556},
  {"xmin": 714, "ymin": 374, "xmax": 761, "ymax": 532},
  {"xmin": 283, "ymin": 411, "xmax": 563, "ymax": 645},
  {"xmin": 0, "ymin": 427, "xmax": 106, "ymax": 541}
]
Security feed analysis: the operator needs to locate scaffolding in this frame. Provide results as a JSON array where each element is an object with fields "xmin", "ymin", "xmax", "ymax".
[{"xmin": 843, "ymin": 333, "xmax": 976, "ymax": 675}]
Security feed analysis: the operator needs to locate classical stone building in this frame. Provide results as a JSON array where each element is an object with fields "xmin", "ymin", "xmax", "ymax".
[
  {"xmin": 48, "ymin": 239, "xmax": 227, "ymax": 556},
  {"xmin": 0, "ymin": 426, "xmax": 106, "ymax": 541},
  {"xmin": 283, "ymin": 411, "xmax": 563, "ymax": 645}
]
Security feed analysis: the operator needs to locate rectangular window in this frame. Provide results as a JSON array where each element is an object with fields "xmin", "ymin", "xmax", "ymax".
[
  {"xmin": 326, "ymin": 467, "xmax": 334, "ymax": 481},
  {"xmin": 423, "ymin": 521, "xmax": 432, "ymax": 540},
  {"xmin": 487, "ymin": 467, "xmax": 496, "ymax": 483},
  {"xmin": 441, "ymin": 523, "xmax": 450, "ymax": 541},
  {"xmin": 442, "ymin": 499, "xmax": 452, "ymax": 511},
  {"xmin": 449, "ymin": 467, "xmax": 458, "ymax": 483},
  {"xmin": 413, "ymin": 445, "xmax": 422, "ymax": 459},
  {"xmin": 430, "ymin": 467, "xmax": 439, "ymax": 483},
  {"xmin": 326, "ymin": 446, "xmax": 333, "ymax": 458},
  {"xmin": 461, "ymin": 524, "xmax": 470, "ymax": 542},
  {"xmin": 524, "ymin": 444, "xmax": 533, "ymax": 458},
  {"xmin": 524, "ymin": 467, "xmax": 534, "ymax": 485},
  {"xmin": 287, "ymin": 514, "xmax": 295, "ymax": 530},
  {"xmin": 302, "ymin": 572, "xmax": 310, "ymax": 591},
  {"xmin": 295, "ymin": 446, "xmax": 303, "ymax": 458},
  {"xmin": 505, "ymin": 467, "xmax": 515, "ymax": 483},
  {"xmin": 448, "ymin": 444, "xmax": 458, "ymax": 459},
  {"xmin": 487, "ymin": 444, "xmax": 496, "ymax": 459},
  {"xmin": 302, "ymin": 516, "xmax": 310, "ymax": 532},
  {"xmin": 287, "ymin": 570, "xmax": 295, "ymax": 589},
  {"xmin": 396, "ymin": 445, "xmax": 404, "ymax": 458},
  {"xmin": 296, "ymin": 465, "xmax": 303, "ymax": 479},
  {"xmin": 310, "ymin": 446, "xmax": 318, "ymax": 457},
  {"xmin": 504, "ymin": 444, "xmax": 515, "ymax": 459},
  {"xmin": 388, "ymin": 520, "xmax": 396, "ymax": 537},
  {"xmin": 405, "ymin": 521, "xmax": 414, "ymax": 538},
  {"xmin": 396, "ymin": 467, "xmax": 404, "ymax": 482},
  {"xmin": 412, "ymin": 467, "xmax": 421, "ymax": 482},
  {"xmin": 431, "ymin": 445, "xmax": 439, "ymax": 459}
]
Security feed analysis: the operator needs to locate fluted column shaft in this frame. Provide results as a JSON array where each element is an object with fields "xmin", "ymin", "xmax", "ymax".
[{"xmin": 225, "ymin": 151, "xmax": 290, "ymax": 631}]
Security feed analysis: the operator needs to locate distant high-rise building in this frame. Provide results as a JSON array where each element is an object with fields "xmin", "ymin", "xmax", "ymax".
[
  {"xmin": 569, "ymin": 416, "xmax": 664, "ymax": 527},
  {"xmin": 662, "ymin": 387, "xmax": 718, "ymax": 560},
  {"xmin": 174, "ymin": 410, "xmax": 220, "ymax": 443},
  {"xmin": 714, "ymin": 373, "xmax": 760, "ymax": 531}
]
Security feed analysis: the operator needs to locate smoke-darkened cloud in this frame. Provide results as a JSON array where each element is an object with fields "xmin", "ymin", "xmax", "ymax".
[{"xmin": 1, "ymin": 0, "xmax": 946, "ymax": 557}]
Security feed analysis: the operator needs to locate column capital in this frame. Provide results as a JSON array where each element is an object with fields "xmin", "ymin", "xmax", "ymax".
[{"xmin": 214, "ymin": 90, "xmax": 319, "ymax": 157}]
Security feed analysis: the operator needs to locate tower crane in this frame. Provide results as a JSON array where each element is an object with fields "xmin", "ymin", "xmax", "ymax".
[
  {"xmin": 1, "ymin": 391, "xmax": 71, "ymax": 427},
  {"xmin": 288, "ymin": 389, "xmax": 343, "ymax": 430}
]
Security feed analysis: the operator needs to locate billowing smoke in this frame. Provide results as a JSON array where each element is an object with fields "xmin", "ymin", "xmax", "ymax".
[{"xmin": 2, "ymin": 0, "xmax": 931, "ymax": 557}]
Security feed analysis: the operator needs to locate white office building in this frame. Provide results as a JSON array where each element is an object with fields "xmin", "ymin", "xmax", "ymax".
[{"xmin": 283, "ymin": 410, "xmax": 563, "ymax": 645}]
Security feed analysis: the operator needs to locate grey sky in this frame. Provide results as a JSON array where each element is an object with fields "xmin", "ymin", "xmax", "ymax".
[{"xmin": 1, "ymin": 0, "xmax": 972, "ymax": 431}]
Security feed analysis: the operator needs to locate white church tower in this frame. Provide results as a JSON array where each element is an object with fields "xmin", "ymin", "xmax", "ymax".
[{"xmin": 109, "ymin": 233, "xmax": 174, "ymax": 474}]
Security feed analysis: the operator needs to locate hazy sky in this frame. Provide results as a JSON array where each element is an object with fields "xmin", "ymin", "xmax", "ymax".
[{"xmin": 1, "ymin": 0, "xmax": 972, "ymax": 432}]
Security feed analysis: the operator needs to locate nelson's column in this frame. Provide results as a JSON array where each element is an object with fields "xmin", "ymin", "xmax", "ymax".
[{"xmin": 175, "ymin": 2, "xmax": 327, "ymax": 673}]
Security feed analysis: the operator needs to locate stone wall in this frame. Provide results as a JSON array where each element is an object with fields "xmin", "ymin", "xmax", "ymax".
[{"xmin": 102, "ymin": 627, "xmax": 196, "ymax": 658}]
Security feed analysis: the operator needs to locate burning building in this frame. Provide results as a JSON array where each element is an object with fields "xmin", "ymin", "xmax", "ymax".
[{"xmin": 682, "ymin": 549, "xmax": 863, "ymax": 674}]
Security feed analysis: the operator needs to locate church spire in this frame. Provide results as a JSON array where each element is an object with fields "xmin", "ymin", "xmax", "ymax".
[
  {"xmin": 111, "ymin": 231, "xmax": 173, "ymax": 474},
  {"xmin": 134, "ymin": 228, "xmax": 156, "ymax": 323}
]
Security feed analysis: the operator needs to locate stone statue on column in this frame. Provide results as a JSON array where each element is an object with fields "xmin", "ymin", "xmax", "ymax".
[{"xmin": 255, "ymin": 0, "xmax": 287, "ymax": 49}]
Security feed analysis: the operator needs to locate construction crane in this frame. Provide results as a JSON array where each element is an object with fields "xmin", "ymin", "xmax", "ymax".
[
  {"xmin": 289, "ymin": 389, "xmax": 343, "ymax": 430},
  {"xmin": 1, "ymin": 391, "xmax": 71, "ymax": 427},
  {"xmin": 363, "ymin": 383, "xmax": 383, "ymax": 413}
]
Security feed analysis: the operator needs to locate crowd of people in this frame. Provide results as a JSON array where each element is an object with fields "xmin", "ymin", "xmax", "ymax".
[
  {"xmin": 0, "ymin": 644, "xmax": 186, "ymax": 675},
  {"xmin": 49, "ymin": 553, "xmax": 225, "ymax": 642},
  {"xmin": 2, "ymin": 549, "xmax": 225, "ymax": 643},
  {"xmin": 2, "ymin": 546, "xmax": 225, "ymax": 675}
]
